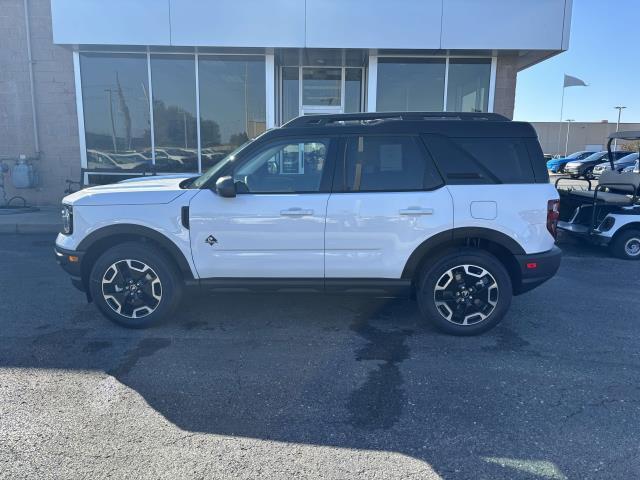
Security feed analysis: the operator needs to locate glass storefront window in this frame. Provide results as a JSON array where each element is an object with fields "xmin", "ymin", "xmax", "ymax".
[
  {"xmin": 446, "ymin": 59, "xmax": 491, "ymax": 113},
  {"xmin": 198, "ymin": 55, "xmax": 266, "ymax": 170},
  {"xmin": 282, "ymin": 67, "xmax": 300, "ymax": 123},
  {"xmin": 302, "ymin": 68, "xmax": 341, "ymax": 106},
  {"xmin": 344, "ymin": 68, "xmax": 362, "ymax": 113},
  {"xmin": 80, "ymin": 53, "xmax": 152, "ymax": 171},
  {"xmin": 376, "ymin": 58, "xmax": 446, "ymax": 112},
  {"xmin": 150, "ymin": 54, "xmax": 198, "ymax": 172}
]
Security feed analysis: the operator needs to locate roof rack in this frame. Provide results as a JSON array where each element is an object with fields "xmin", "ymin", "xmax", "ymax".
[
  {"xmin": 282, "ymin": 111, "xmax": 509, "ymax": 128},
  {"xmin": 609, "ymin": 130, "xmax": 640, "ymax": 141}
]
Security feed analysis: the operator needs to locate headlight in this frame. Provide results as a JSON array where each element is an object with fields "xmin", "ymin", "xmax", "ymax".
[{"xmin": 61, "ymin": 204, "xmax": 73, "ymax": 234}]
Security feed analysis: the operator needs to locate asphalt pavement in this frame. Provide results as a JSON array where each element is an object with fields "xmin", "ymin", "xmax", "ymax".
[{"xmin": 1, "ymin": 233, "xmax": 639, "ymax": 479}]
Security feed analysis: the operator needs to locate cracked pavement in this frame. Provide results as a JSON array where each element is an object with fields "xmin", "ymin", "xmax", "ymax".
[{"xmin": 1, "ymin": 233, "xmax": 639, "ymax": 479}]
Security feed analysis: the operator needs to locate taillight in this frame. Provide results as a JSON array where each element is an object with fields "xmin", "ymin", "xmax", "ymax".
[{"xmin": 547, "ymin": 199, "xmax": 560, "ymax": 239}]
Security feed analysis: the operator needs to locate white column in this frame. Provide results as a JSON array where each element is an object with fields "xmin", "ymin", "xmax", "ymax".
[
  {"xmin": 265, "ymin": 51, "xmax": 276, "ymax": 129},
  {"xmin": 488, "ymin": 56, "xmax": 497, "ymax": 113},
  {"xmin": 72, "ymin": 50, "xmax": 87, "ymax": 169},
  {"xmin": 366, "ymin": 52, "xmax": 377, "ymax": 112}
]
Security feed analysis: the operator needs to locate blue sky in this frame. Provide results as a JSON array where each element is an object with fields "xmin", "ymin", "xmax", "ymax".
[{"xmin": 514, "ymin": 0, "xmax": 640, "ymax": 123}]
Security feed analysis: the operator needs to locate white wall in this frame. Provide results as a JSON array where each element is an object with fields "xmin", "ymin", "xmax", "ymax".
[{"xmin": 51, "ymin": 0, "xmax": 571, "ymax": 51}]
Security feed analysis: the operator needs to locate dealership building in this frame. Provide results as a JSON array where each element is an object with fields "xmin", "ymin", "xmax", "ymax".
[{"xmin": 1, "ymin": 0, "xmax": 573, "ymax": 204}]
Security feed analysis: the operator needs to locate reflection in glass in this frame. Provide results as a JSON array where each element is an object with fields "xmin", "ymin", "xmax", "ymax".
[
  {"xmin": 151, "ymin": 54, "xmax": 198, "ymax": 172},
  {"xmin": 282, "ymin": 67, "xmax": 300, "ymax": 123},
  {"xmin": 446, "ymin": 59, "xmax": 491, "ymax": 113},
  {"xmin": 376, "ymin": 58, "xmax": 445, "ymax": 112},
  {"xmin": 198, "ymin": 55, "xmax": 266, "ymax": 170},
  {"xmin": 302, "ymin": 68, "xmax": 341, "ymax": 106},
  {"xmin": 345, "ymin": 68, "xmax": 362, "ymax": 113},
  {"xmin": 80, "ymin": 53, "xmax": 152, "ymax": 171}
]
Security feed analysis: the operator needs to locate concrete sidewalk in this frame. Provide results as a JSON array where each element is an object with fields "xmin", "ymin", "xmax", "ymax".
[{"xmin": 0, "ymin": 206, "xmax": 60, "ymax": 234}]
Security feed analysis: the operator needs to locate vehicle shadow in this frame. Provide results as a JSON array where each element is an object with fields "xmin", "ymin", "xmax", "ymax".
[{"xmin": 2, "ymin": 236, "xmax": 639, "ymax": 478}]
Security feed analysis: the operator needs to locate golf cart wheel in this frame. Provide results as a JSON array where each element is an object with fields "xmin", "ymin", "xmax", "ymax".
[
  {"xmin": 416, "ymin": 248, "xmax": 513, "ymax": 336},
  {"xmin": 610, "ymin": 229, "xmax": 640, "ymax": 260},
  {"xmin": 89, "ymin": 242, "xmax": 183, "ymax": 328}
]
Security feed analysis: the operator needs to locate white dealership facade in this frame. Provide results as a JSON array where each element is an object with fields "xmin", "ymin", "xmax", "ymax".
[{"xmin": 1, "ymin": 0, "xmax": 573, "ymax": 203}]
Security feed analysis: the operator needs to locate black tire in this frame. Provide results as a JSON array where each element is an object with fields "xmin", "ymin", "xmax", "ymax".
[
  {"xmin": 582, "ymin": 167, "xmax": 594, "ymax": 180},
  {"xmin": 610, "ymin": 229, "xmax": 640, "ymax": 260},
  {"xmin": 416, "ymin": 248, "xmax": 513, "ymax": 336},
  {"xmin": 89, "ymin": 242, "xmax": 184, "ymax": 328}
]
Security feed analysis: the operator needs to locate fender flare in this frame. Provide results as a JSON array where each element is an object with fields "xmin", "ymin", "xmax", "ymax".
[
  {"xmin": 401, "ymin": 227, "xmax": 525, "ymax": 279},
  {"xmin": 77, "ymin": 224, "xmax": 194, "ymax": 278}
]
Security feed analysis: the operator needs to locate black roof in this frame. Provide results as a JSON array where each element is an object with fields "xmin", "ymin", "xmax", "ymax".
[{"xmin": 266, "ymin": 112, "xmax": 538, "ymax": 139}]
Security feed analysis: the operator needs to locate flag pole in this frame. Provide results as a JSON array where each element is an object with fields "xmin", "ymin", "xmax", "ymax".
[{"xmin": 557, "ymin": 84, "xmax": 566, "ymax": 155}]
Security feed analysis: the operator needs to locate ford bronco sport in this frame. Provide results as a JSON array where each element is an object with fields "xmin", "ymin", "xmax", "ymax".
[{"xmin": 55, "ymin": 112, "xmax": 561, "ymax": 335}]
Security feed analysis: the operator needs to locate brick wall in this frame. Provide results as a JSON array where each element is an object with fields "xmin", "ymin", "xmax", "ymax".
[
  {"xmin": 493, "ymin": 54, "xmax": 518, "ymax": 120},
  {"xmin": 0, "ymin": 0, "xmax": 79, "ymax": 206}
]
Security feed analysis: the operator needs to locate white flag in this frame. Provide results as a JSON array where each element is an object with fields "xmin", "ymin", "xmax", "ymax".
[{"xmin": 563, "ymin": 74, "xmax": 587, "ymax": 88}]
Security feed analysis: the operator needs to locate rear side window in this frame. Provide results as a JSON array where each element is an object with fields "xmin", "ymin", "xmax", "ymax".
[
  {"xmin": 340, "ymin": 135, "xmax": 442, "ymax": 192},
  {"xmin": 422, "ymin": 134, "xmax": 537, "ymax": 184}
]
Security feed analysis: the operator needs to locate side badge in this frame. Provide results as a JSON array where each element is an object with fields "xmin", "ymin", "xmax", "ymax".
[{"xmin": 205, "ymin": 235, "xmax": 218, "ymax": 246}]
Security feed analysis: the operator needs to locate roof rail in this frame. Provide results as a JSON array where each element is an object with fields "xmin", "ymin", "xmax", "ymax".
[{"xmin": 282, "ymin": 111, "xmax": 509, "ymax": 128}]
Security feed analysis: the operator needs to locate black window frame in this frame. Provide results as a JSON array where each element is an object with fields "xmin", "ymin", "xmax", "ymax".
[
  {"xmin": 229, "ymin": 135, "xmax": 338, "ymax": 195},
  {"xmin": 331, "ymin": 133, "xmax": 445, "ymax": 193}
]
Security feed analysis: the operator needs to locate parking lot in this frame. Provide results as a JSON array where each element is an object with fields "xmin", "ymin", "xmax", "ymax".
[{"xmin": 1, "ymin": 232, "xmax": 639, "ymax": 479}]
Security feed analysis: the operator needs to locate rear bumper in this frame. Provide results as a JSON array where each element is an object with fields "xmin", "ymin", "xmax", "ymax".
[
  {"xmin": 513, "ymin": 246, "xmax": 562, "ymax": 295},
  {"xmin": 54, "ymin": 246, "xmax": 85, "ymax": 292}
]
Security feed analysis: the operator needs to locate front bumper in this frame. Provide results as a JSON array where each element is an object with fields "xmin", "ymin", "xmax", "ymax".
[
  {"xmin": 54, "ymin": 246, "xmax": 85, "ymax": 292},
  {"xmin": 513, "ymin": 246, "xmax": 562, "ymax": 295}
]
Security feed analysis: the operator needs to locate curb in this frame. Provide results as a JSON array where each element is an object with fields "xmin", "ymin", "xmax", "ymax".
[{"xmin": 0, "ymin": 224, "xmax": 61, "ymax": 234}]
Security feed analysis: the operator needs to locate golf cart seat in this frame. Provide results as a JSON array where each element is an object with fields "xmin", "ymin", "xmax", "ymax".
[{"xmin": 565, "ymin": 170, "xmax": 640, "ymax": 206}]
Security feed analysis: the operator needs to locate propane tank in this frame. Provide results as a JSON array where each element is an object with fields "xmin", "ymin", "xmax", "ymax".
[{"xmin": 11, "ymin": 155, "xmax": 37, "ymax": 189}]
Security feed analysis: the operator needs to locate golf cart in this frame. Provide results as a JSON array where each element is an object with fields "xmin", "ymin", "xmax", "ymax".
[{"xmin": 556, "ymin": 131, "xmax": 640, "ymax": 259}]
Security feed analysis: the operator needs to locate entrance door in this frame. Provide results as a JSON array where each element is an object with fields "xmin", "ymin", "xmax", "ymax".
[{"xmin": 280, "ymin": 66, "xmax": 364, "ymax": 122}]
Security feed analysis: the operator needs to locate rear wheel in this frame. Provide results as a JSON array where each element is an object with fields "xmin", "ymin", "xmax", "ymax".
[
  {"xmin": 416, "ymin": 249, "xmax": 512, "ymax": 336},
  {"xmin": 610, "ymin": 230, "xmax": 640, "ymax": 260},
  {"xmin": 89, "ymin": 242, "xmax": 183, "ymax": 328}
]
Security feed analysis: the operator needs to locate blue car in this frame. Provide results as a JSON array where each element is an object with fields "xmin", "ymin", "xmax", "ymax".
[{"xmin": 546, "ymin": 150, "xmax": 596, "ymax": 173}]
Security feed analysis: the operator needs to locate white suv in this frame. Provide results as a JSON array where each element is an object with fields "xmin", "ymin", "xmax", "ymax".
[{"xmin": 55, "ymin": 112, "xmax": 561, "ymax": 335}]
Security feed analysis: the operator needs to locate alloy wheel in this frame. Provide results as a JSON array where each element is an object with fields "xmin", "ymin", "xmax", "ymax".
[
  {"xmin": 433, "ymin": 264, "xmax": 499, "ymax": 326},
  {"xmin": 624, "ymin": 238, "xmax": 640, "ymax": 257},
  {"xmin": 101, "ymin": 259, "xmax": 162, "ymax": 318}
]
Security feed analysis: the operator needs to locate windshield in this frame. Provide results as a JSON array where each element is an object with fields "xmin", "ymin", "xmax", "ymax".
[
  {"xmin": 578, "ymin": 152, "xmax": 607, "ymax": 162},
  {"xmin": 615, "ymin": 152, "xmax": 639, "ymax": 164},
  {"xmin": 191, "ymin": 140, "xmax": 254, "ymax": 189}
]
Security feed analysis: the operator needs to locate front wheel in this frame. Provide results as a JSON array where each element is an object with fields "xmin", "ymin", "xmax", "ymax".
[
  {"xmin": 416, "ymin": 249, "xmax": 513, "ymax": 336},
  {"xmin": 582, "ymin": 167, "xmax": 594, "ymax": 180},
  {"xmin": 610, "ymin": 230, "xmax": 640, "ymax": 260},
  {"xmin": 89, "ymin": 242, "xmax": 183, "ymax": 328}
]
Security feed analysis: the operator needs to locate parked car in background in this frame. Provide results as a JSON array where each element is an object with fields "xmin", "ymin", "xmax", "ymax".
[
  {"xmin": 546, "ymin": 151, "xmax": 596, "ymax": 173},
  {"xmin": 593, "ymin": 152, "xmax": 639, "ymax": 177},
  {"xmin": 564, "ymin": 151, "xmax": 631, "ymax": 179}
]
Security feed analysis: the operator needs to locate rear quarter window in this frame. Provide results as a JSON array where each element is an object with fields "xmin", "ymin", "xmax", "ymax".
[{"xmin": 422, "ymin": 134, "xmax": 540, "ymax": 184}]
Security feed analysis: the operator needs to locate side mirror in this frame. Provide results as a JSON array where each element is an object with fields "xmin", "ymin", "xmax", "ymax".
[{"xmin": 215, "ymin": 176, "xmax": 236, "ymax": 198}]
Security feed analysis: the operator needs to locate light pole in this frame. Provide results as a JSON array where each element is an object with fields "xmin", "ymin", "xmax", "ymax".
[
  {"xmin": 564, "ymin": 119, "xmax": 575, "ymax": 157},
  {"xmin": 613, "ymin": 106, "xmax": 626, "ymax": 151}
]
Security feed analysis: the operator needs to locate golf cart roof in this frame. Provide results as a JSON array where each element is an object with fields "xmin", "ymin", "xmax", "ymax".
[{"xmin": 609, "ymin": 131, "xmax": 640, "ymax": 141}]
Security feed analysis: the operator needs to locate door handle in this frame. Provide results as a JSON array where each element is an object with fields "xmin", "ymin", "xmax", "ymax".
[
  {"xmin": 280, "ymin": 208, "xmax": 314, "ymax": 216},
  {"xmin": 399, "ymin": 207, "xmax": 434, "ymax": 216}
]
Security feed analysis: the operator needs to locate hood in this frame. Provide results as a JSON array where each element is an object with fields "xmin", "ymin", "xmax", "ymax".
[
  {"xmin": 546, "ymin": 158, "xmax": 567, "ymax": 166},
  {"xmin": 63, "ymin": 175, "xmax": 196, "ymax": 206}
]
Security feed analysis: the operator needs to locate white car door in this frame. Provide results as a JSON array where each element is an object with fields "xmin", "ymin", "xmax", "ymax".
[
  {"xmin": 189, "ymin": 137, "xmax": 334, "ymax": 279},
  {"xmin": 325, "ymin": 134, "xmax": 453, "ymax": 279}
]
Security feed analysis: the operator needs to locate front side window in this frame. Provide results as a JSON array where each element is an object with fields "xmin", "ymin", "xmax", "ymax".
[
  {"xmin": 342, "ymin": 136, "xmax": 442, "ymax": 192},
  {"xmin": 233, "ymin": 139, "xmax": 329, "ymax": 193}
]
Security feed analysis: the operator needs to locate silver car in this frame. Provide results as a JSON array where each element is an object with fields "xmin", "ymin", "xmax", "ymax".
[{"xmin": 593, "ymin": 152, "xmax": 639, "ymax": 176}]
